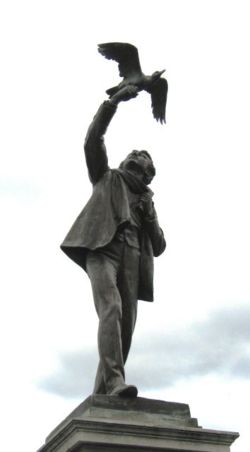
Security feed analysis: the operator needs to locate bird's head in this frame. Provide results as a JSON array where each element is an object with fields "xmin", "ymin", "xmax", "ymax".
[{"xmin": 151, "ymin": 69, "xmax": 166, "ymax": 82}]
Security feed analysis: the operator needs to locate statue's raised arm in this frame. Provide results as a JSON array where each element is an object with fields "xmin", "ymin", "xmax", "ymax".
[{"xmin": 84, "ymin": 85, "xmax": 138, "ymax": 185}]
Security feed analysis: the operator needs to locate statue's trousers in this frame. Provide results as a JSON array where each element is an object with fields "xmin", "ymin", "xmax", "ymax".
[{"xmin": 86, "ymin": 235, "xmax": 139, "ymax": 394}]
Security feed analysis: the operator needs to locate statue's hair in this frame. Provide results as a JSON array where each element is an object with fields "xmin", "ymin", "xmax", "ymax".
[{"xmin": 120, "ymin": 150, "xmax": 156, "ymax": 185}]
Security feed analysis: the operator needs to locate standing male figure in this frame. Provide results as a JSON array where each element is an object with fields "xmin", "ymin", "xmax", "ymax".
[{"xmin": 61, "ymin": 86, "xmax": 166, "ymax": 397}]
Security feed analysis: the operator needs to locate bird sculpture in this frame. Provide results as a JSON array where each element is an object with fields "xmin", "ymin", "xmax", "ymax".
[{"xmin": 98, "ymin": 42, "xmax": 168, "ymax": 124}]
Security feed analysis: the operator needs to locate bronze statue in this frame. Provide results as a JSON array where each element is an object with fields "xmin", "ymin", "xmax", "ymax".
[
  {"xmin": 98, "ymin": 42, "xmax": 168, "ymax": 123},
  {"xmin": 61, "ymin": 71, "xmax": 166, "ymax": 398}
]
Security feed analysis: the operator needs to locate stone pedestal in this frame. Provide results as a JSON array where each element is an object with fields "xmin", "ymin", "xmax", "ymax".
[{"xmin": 38, "ymin": 395, "xmax": 239, "ymax": 452}]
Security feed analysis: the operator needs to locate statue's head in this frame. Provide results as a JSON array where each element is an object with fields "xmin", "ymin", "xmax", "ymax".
[{"xmin": 120, "ymin": 150, "xmax": 156, "ymax": 185}]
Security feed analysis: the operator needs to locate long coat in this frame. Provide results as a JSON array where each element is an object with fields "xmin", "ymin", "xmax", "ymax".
[{"xmin": 61, "ymin": 101, "xmax": 166, "ymax": 301}]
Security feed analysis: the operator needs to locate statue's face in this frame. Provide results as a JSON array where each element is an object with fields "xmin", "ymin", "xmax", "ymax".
[{"xmin": 122, "ymin": 150, "xmax": 153, "ymax": 179}]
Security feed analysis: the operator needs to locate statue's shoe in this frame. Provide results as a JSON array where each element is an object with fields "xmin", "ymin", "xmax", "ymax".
[{"xmin": 109, "ymin": 383, "xmax": 138, "ymax": 398}]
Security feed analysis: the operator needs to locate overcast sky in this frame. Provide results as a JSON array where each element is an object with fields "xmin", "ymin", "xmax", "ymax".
[{"xmin": 1, "ymin": 1, "xmax": 250, "ymax": 451}]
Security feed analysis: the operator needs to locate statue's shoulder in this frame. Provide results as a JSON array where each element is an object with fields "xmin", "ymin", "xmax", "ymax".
[{"xmin": 93, "ymin": 168, "xmax": 113, "ymax": 188}]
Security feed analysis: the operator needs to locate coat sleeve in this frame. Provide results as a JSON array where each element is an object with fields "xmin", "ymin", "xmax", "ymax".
[
  {"xmin": 143, "ymin": 210, "xmax": 166, "ymax": 257},
  {"xmin": 84, "ymin": 101, "xmax": 117, "ymax": 185}
]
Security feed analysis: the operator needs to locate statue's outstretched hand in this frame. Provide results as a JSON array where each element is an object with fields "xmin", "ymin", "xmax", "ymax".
[{"xmin": 110, "ymin": 85, "xmax": 138, "ymax": 105}]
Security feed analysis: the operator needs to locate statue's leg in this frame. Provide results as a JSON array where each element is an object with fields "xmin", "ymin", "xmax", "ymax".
[
  {"xmin": 86, "ymin": 245, "xmax": 125, "ymax": 394},
  {"xmin": 92, "ymin": 361, "xmax": 105, "ymax": 394},
  {"xmin": 117, "ymin": 245, "xmax": 140, "ymax": 365}
]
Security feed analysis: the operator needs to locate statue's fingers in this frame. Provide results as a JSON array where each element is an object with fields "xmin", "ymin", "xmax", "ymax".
[{"xmin": 127, "ymin": 85, "xmax": 138, "ymax": 94}]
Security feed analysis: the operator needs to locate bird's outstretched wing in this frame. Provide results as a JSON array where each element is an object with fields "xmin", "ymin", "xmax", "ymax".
[
  {"xmin": 150, "ymin": 78, "xmax": 168, "ymax": 124},
  {"xmin": 98, "ymin": 42, "xmax": 142, "ymax": 78}
]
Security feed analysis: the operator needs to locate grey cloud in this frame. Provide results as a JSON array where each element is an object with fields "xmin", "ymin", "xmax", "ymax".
[
  {"xmin": 129, "ymin": 305, "xmax": 250, "ymax": 388},
  {"xmin": 38, "ymin": 305, "xmax": 250, "ymax": 398},
  {"xmin": 39, "ymin": 349, "xmax": 98, "ymax": 398}
]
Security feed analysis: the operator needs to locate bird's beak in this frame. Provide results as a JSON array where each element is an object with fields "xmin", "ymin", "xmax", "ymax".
[{"xmin": 159, "ymin": 69, "xmax": 166, "ymax": 76}]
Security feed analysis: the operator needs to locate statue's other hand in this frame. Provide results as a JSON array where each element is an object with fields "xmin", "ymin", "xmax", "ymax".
[
  {"xmin": 110, "ymin": 85, "xmax": 138, "ymax": 104},
  {"xmin": 138, "ymin": 193, "xmax": 155, "ymax": 219}
]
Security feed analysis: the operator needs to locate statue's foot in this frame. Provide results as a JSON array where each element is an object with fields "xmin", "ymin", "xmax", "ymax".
[{"xmin": 109, "ymin": 383, "xmax": 138, "ymax": 398}]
